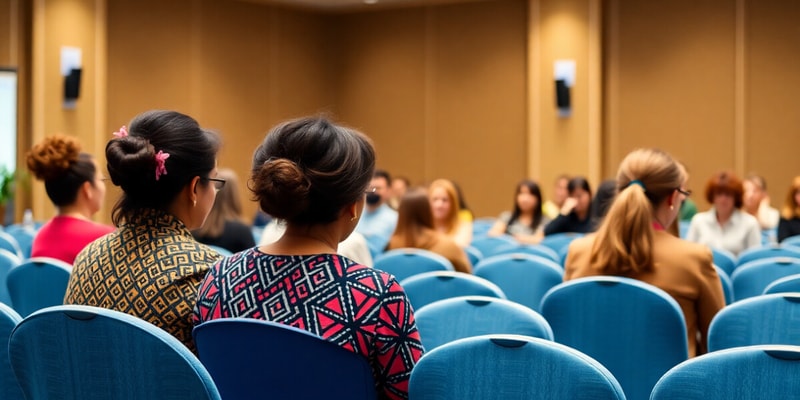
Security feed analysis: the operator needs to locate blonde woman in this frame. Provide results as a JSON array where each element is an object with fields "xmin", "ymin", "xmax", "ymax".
[
  {"xmin": 192, "ymin": 168, "xmax": 256, "ymax": 253},
  {"xmin": 564, "ymin": 148, "xmax": 725, "ymax": 357},
  {"xmin": 778, "ymin": 176, "xmax": 800, "ymax": 243},
  {"xmin": 429, "ymin": 179, "xmax": 472, "ymax": 247}
]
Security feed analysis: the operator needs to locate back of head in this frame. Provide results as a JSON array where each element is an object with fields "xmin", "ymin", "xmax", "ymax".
[
  {"xmin": 26, "ymin": 134, "xmax": 96, "ymax": 207},
  {"xmin": 590, "ymin": 148, "xmax": 685, "ymax": 275},
  {"xmin": 106, "ymin": 110, "xmax": 220, "ymax": 225},
  {"xmin": 394, "ymin": 188, "xmax": 434, "ymax": 247},
  {"xmin": 193, "ymin": 168, "xmax": 243, "ymax": 238},
  {"xmin": 250, "ymin": 116, "xmax": 375, "ymax": 225},
  {"xmin": 782, "ymin": 176, "xmax": 800, "ymax": 219}
]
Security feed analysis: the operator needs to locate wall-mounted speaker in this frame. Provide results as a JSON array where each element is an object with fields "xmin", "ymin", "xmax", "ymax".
[
  {"xmin": 555, "ymin": 79, "xmax": 570, "ymax": 109},
  {"xmin": 64, "ymin": 68, "xmax": 82, "ymax": 100}
]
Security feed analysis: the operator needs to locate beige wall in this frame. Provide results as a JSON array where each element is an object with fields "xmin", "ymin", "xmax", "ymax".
[{"xmin": 7, "ymin": 0, "xmax": 800, "ymax": 224}]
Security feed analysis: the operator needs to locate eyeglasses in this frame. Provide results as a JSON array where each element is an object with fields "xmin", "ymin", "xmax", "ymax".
[
  {"xmin": 203, "ymin": 177, "xmax": 227, "ymax": 191},
  {"xmin": 677, "ymin": 188, "xmax": 692, "ymax": 197}
]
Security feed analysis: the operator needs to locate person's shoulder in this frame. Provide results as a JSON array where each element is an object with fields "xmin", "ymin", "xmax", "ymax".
[{"xmin": 654, "ymin": 231, "xmax": 712, "ymax": 262}]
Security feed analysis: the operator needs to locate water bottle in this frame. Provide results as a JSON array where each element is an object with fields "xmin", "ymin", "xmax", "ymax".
[{"xmin": 23, "ymin": 209, "xmax": 34, "ymax": 231}]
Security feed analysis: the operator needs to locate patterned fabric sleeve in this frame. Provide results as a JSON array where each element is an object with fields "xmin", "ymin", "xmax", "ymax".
[
  {"xmin": 372, "ymin": 275, "xmax": 425, "ymax": 399},
  {"xmin": 193, "ymin": 258, "xmax": 226, "ymax": 324}
]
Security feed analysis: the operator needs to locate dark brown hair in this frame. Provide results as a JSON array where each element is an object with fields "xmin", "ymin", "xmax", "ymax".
[
  {"xmin": 250, "ymin": 116, "xmax": 375, "ymax": 224},
  {"xmin": 26, "ymin": 134, "xmax": 96, "ymax": 207},
  {"xmin": 106, "ymin": 110, "xmax": 220, "ymax": 225}
]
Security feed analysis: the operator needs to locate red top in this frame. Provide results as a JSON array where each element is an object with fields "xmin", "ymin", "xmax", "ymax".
[{"xmin": 31, "ymin": 216, "xmax": 115, "ymax": 264}]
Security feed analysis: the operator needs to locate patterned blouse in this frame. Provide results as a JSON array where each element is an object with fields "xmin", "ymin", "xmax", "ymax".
[
  {"xmin": 194, "ymin": 249, "xmax": 425, "ymax": 399},
  {"xmin": 65, "ymin": 209, "xmax": 222, "ymax": 352}
]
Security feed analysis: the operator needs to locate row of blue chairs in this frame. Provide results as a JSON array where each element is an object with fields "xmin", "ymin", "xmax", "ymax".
[{"xmin": 0, "ymin": 250, "xmax": 70, "ymax": 316}]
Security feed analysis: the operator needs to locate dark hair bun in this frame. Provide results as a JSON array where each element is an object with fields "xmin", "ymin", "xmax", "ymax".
[
  {"xmin": 26, "ymin": 134, "xmax": 82, "ymax": 181},
  {"xmin": 252, "ymin": 158, "xmax": 311, "ymax": 220},
  {"xmin": 105, "ymin": 136, "xmax": 156, "ymax": 193}
]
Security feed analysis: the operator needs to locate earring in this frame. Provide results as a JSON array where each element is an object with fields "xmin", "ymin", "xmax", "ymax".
[
  {"xmin": 350, "ymin": 213, "xmax": 358, "ymax": 222},
  {"xmin": 670, "ymin": 204, "xmax": 674, "ymax": 211},
  {"xmin": 193, "ymin": 200, "xmax": 197, "ymax": 207}
]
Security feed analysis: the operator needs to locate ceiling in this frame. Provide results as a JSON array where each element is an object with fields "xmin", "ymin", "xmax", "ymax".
[{"xmin": 240, "ymin": 0, "xmax": 494, "ymax": 12}]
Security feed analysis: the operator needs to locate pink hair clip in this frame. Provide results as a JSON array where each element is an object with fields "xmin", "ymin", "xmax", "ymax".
[
  {"xmin": 154, "ymin": 150, "xmax": 170, "ymax": 181},
  {"xmin": 112, "ymin": 125, "xmax": 128, "ymax": 138}
]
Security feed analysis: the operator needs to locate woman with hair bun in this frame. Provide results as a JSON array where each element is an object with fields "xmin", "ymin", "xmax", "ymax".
[
  {"xmin": 194, "ymin": 116, "xmax": 424, "ymax": 399},
  {"xmin": 25, "ymin": 134, "xmax": 115, "ymax": 264},
  {"xmin": 64, "ymin": 110, "xmax": 223, "ymax": 352},
  {"xmin": 564, "ymin": 148, "xmax": 724, "ymax": 357}
]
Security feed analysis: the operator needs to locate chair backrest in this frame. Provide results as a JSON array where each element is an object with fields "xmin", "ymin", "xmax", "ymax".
[
  {"xmin": 490, "ymin": 243, "xmax": 560, "ymax": 263},
  {"xmin": 540, "ymin": 232, "xmax": 583, "ymax": 254},
  {"xmin": 468, "ymin": 236, "xmax": 517, "ymax": 258},
  {"xmin": 409, "ymin": 334, "xmax": 626, "ymax": 400},
  {"xmin": 0, "ymin": 232, "xmax": 22, "ymax": 259},
  {"xmin": 736, "ymin": 245, "xmax": 800, "ymax": 268},
  {"xmin": 8, "ymin": 305, "xmax": 220, "ymax": 400},
  {"xmin": 473, "ymin": 253, "xmax": 563, "ymax": 312},
  {"xmin": 714, "ymin": 265, "xmax": 734, "ymax": 305},
  {"xmin": 707, "ymin": 293, "xmax": 800, "ymax": 351},
  {"xmin": 373, "ymin": 248, "xmax": 453, "ymax": 283},
  {"xmin": 711, "ymin": 247, "xmax": 737, "ymax": 277},
  {"xmin": 471, "ymin": 218, "xmax": 496, "ymax": 237},
  {"xmin": 414, "ymin": 296, "xmax": 553, "ymax": 351},
  {"xmin": 4, "ymin": 227, "xmax": 35, "ymax": 259},
  {"xmin": 782, "ymin": 235, "xmax": 800, "ymax": 249},
  {"xmin": 399, "ymin": 271, "xmax": 505, "ymax": 311},
  {"xmin": 731, "ymin": 257, "xmax": 800, "ymax": 301},
  {"xmin": 194, "ymin": 318, "xmax": 376, "ymax": 400},
  {"xmin": 541, "ymin": 276, "xmax": 688, "ymax": 400},
  {"xmin": 0, "ymin": 303, "xmax": 23, "ymax": 400},
  {"xmin": 650, "ymin": 345, "xmax": 800, "ymax": 400},
  {"xmin": 764, "ymin": 273, "xmax": 800, "ymax": 295},
  {"xmin": 464, "ymin": 246, "xmax": 483, "ymax": 266},
  {"xmin": 6, "ymin": 257, "xmax": 72, "ymax": 317},
  {"xmin": 0, "ymin": 249, "xmax": 22, "ymax": 307}
]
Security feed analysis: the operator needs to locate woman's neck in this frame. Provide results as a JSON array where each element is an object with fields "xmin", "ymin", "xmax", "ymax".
[
  {"xmin": 716, "ymin": 208, "xmax": 733, "ymax": 225},
  {"xmin": 265, "ymin": 224, "xmax": 340, "ymax": 255},
  {"xmin": 57, "ymin": 204, "xmax": 91, "ymax": 221}
]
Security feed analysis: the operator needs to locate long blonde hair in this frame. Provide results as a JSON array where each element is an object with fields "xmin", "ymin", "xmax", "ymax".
[
  {"xmin": 194, "ymin": 168, "xmax": 245, "ymax": 238},
  {"xmin": 590, "ymin": 148, "xmax": 686, "ymax": 275},
  {"xmin": 781, "ymin": 176, "xmax": 800, "ymax": 219},
  {"xmin": 429, "ymin": 179, "xmax": 460, "ymax": 234}
]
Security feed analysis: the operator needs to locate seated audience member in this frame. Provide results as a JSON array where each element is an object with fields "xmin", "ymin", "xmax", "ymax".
[
  {"xmin": 387, "ymin": 188, "xmax": 472, "ymax": 273},
  {"xmin": 590, "ymin": 179, "xmax": 617, "ymax": 229},
  {"xmin": 686, "ymin": 171, "xmax": 761, "ymax": 255},
  {"xmin": 64, "ymin": 110, "xmax": 223, "ymax": 352},
  {"xmin": 743, "ymin": 174, "xmax": 780, "ymax": 230},
  {"xmin": 778, "ymin": 176, "xmax": 800, "ymax": 243},
  {"xmin": 192, "ymin": 168, "xmax": 256, "ymax": 253},
  {"xmin": 355, "ymin": 169, "xmax": 398, "ymax": 257},
  {"xmin": 679, "ymin": 197, "xmax": 698, "ymax": 221},
  {"xmin": 452, "ymin": 181, "xmax": 475, "ymax": 223},
  {"xmin": 389, "ymin": 175, "xmax": 410, "ymax": 210},
  {"xmin": 544, "ymin": 176, "xmax": 594, "ymax": 235},
  {"xmin": 429, "ymin": 179, "xmax": 472, "ymax": 247},
  {"xmin": 26, "ymin": 135, "xmax": 115, "ymax": 264},
  {"xmin": 565, "ymin": 148, "xmax": 724, "ymax": 357},
  {"xmin": 193, "ymin": 117, "xmax": 424, "ymax": 398},
  {"xmin": 259, "ymin": 219, "xmax": 373, "ymax": 267},
  {"xmin": 542, "ymin": 174, "xmax": 570, "ymax": 220},
  {"xmin": 488, "ymin": 179, "xmax": 550, "ymax": 244}
]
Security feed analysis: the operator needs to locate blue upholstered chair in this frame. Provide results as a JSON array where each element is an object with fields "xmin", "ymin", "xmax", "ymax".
[
  {"xmin": 731, "ymin": 257, "xmax": 800, "ymax": 301},
  {"xmin": 3, "ymin": 227, "xmax": 35, "ymax": 259},
  {"xmin": 708, "ymin": 293, "xmax": 800, "ymax": 351},
  {"xmin": 489, "ymin": 243, "xmax": 560, "ymax": 263},
  {"xmin": 399, "ymin": 271, "xmax": 505, "ymax": 311},
  {"xmin": 0, "ymin": 249, "xmax": 21, "ymax": 307},
  {"xmin": 414, "ymin": 296, "xmax": 553, "ymax": 351},
  {"xmin": 464, "ymin": 246, "xmax": 484, "ymax": 267},
  {"xmin": 373, "ymin": 248, "xmax": 453, "ymax": 283},
  {"xmin": 0, "ymin": 231, "xmax": 22, "ymax": 259},
  {"xmin": 735, "ymin": 245, "xmax": 800, "ymax": 269},
  {"xmin": 194, "ymin": 318, "xmax": 376, "ymax": 400},
  {"xmin": 409, "ymin": 334, "xmax": 626, "ymax": 400},
  {"xmin": 473, "ymin": 253, "xmax": 563, "ymax": 312},
  {"xmin": 8, "ymin": 305, "xmax": 220, "ymax": 400},
  {"xmin": 782, "ymin": 235, "xmax": 800, "ymax": 249},
  {"xmin": 650, "ymin": 345, "xmax": 800, "ymax": 400},
  {"xmin": 764, "ymin": 273, "xmax": 800, "ymax": 295},
  {"xmin": 715, "ymin": 265, "xmax": 734, "ymax": 305},
  {"xmin": 469, "ymin": 236, "xmax": 517, "ymax": 258},
  {"xmin": 6, "ymin": 257, "xmax": 71, "ymax": 317},
  {"xmin": 540, "ymin": 232, "xmax": 583, "ymax": 255},
  {"xmin": 541, "ymin": 276, "xmax": 688, "ymax": 400},
  {"xmin": 0, "ymin": 303, "xmax": 23, "ymax": 400},
  {"xmin": 711, "ymin": 247, "xmax": 737, "ymax": 277}
]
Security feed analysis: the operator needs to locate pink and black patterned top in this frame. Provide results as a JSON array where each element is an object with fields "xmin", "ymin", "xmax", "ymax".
[{"xmin": 193, "ymin": 249, "xmax": 425, "ymax": 399}]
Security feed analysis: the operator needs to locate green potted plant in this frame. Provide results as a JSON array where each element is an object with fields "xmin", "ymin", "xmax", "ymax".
[{"xmin": 0, "ymin": 166, "xmax": 14, "ymax": 225}]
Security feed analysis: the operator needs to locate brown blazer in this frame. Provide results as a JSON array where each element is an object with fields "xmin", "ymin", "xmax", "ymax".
[
  {"xmin": 387, "ymin": 228, "xmax": 472, "ymax": 274},
  {"xmin": 564, "ymin": 230, "xmax": 725, "ymax": 357}
]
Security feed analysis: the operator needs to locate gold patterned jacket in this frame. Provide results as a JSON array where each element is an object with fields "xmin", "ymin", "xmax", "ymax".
[{"xmin": 65, "ymin": 209, "xmax": 222, "ymax": 352}]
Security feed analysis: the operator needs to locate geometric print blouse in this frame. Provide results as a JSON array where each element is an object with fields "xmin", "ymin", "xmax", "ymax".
[
  {"xmin": 65, "ymin": 209, "xmax": 222, "ymax": 353},
  {"xmin": 193, "ymin": 249, "xmax": 425, "ymax": 399}
]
